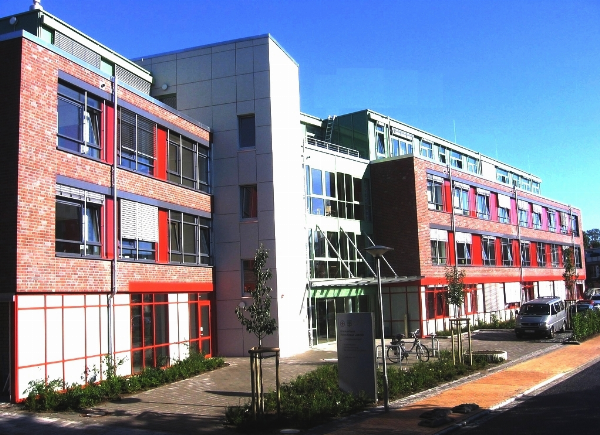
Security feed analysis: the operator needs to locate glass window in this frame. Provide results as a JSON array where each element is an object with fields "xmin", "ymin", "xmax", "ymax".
[
  {"xmin": 482, "ymin": 237, "xmax": 496, "ymax": 266},
  {"xmin": 476, "ymin": 194, "xmax": 490, "ymax": 219},
  {"xmin": 420, "ymin": 140, "xmax": 433, "ymax": 159},
  {"xmin": 450, "ymin": 151, "xmax": 462, "ymax": 169},
  {"xmin": 400, "ymin": 141, "xmax": 413, "ymax": 155},
  {"xmin": 391, "ymin": 138, "xmax": 400, "ymax": 156},
  {"xmin": 551, "ymin": 244, "xmax": 559, "ymax": 267},
  {"xmin": 427, "ymin": 177, "xmax": 444, "ymax": 211},
  {"xmin": 239, "ymin": 115, "xmax": 255, "ymax": 148},
  {"xmin": 311, "ymin": 169, "xmax": 323, "ymax": 195},
  {"xmin": 438, "ymin": 146, "xmax": 447, "ymax": 164},
  {"xmin": 167, "ymin": 131, "xmax": 209, "ymax": 193},
  {"xmin": 118, "ymin": 108, "xmax": 155, "ymax": 175},
  {"xmin": 376, "ymin": 133, "xmax": 385, "ymax": 155},
  {"xmin": 574, "ymin": 246, "xmax": 582, "ymax": 268},
  {"xmin": 496, "ymin": 168, "xmax": 509, "ymax": 184},
  {"xmin": 431, "ymin": 240, "xmax": 447, "ymax": 265},
  {"xmin": 520, "ymin": 242, "xmax": 531, "ymax": 267},
  {"xmin": 241, "ymin": 185, "xmax": 258, "ymax": 219},
  {"xmin": 57, "ymin": 81, "xmax": 101, "ymax": 159},
  {"xmin": 131, "ymin": 294, "xmax": 170, "ymax": 373},
  {"xmin": 453, "ymin": 185, "xmax": 469, "ymax": 215},
  {"xmin": 457, "ymin": 241, "xmax": 471, "ymax": 265},
  {"xmin": 55, "ymin": 199, "xmax": 101, "ymax": 257},
  {"xmin": 532, "ymin": 212, "xmax": 542, "ymax": 229},
  {"xmin": 548, "ymin": 210, "xmax": 557, "ymax": 232},
  {"xmin": 498, "ymin": 207, "xmax": 510, "ymax": 224},
  {"xmin": 501, "ymin": 238, "xmax": 513, "ymax": 266},
  {"xmin": 242, "ymin": 259, "xmax": 256, "ymax": 292},
  {"xmin": 467, "ymin": 157, "xmax": 478, "ymax": 173},
  {"xmin": 571, "ymin": 215, "xmax": 579, "ymax": 236},
  {"xmin": 518, "ymin": 208, "xmax": 528, "ymax": 227},
  {"xmin": 532, "ymin": 182, "xmax": 541, "ymax": 194},
  {"xmin": 536, "ymin": 243, "xmax": 546, "ymax": 267},
  {"xmin": 168, "ymin": 212, "xmax": 211, "ymax": 265}
]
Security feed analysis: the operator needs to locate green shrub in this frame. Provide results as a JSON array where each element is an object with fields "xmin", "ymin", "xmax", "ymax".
[
  {"xmin": 225, "ymin": 351, "xmax": 493, "ymax": 431},
  {"xmin": 435, "ymin": 317, "xmax": 515, "ymax": 336},
  {"xmin": 22, "ymin": 351, "xmax": 225, "ymax": 412},
  {"xmin": 572, "ymin": 309, "xmax": 600, "ymax": 341}
]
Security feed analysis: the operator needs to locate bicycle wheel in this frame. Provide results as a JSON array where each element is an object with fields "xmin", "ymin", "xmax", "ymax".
[
  {"xmin": 386, "ymin": 346, "xmax": 400, "ymax": 364},
  {"xmin": 416, "ymin": 344, "xmax": 430, "ymax": 362}
]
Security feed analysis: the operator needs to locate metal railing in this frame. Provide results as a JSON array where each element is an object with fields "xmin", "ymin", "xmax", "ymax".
[{"xmin": 305, "ymin": 137, "xmax": 360, "ymax": 158}]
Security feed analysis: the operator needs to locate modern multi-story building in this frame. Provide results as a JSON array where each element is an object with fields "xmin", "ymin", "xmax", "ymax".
[
  {"xmin": 0, "ymin": 5, "xmax": 214, "ymax": 401},
  {"xmin": 302, "ymin": 110, "xmax": 585, "ymax": 337},
  {"xmin": 0, "ymin": 0, "xmax": 587, "ymax": 404}
]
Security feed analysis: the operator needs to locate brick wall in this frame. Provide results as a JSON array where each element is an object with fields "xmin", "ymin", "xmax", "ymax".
[{"xmin": 15, "ymin": 37, "xmax": 213, "ymax": 294}]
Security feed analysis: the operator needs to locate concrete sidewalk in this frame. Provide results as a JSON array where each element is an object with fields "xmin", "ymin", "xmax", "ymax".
[
  {"xmin": 0, "ymin": 330, "xmax": 593, "ymax": 434},
  {"xmin": 309, "ymin": 334, "xmax": 600, "ymax": 435}
]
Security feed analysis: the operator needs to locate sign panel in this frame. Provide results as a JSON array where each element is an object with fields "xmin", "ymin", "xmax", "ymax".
[{"xmin": 336, "ymin": 313, "xmax": 377, "ymax": 401}]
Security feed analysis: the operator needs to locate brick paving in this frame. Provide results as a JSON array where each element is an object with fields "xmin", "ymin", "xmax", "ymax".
[{"xmin": 0, "ymin": 329, "xmax": 583, "ymax": 434}]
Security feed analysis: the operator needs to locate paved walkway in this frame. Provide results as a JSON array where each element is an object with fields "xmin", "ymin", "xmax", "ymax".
[{"xmin": 0, "ymin": 330, "xmax": 594, "ymax": 434}]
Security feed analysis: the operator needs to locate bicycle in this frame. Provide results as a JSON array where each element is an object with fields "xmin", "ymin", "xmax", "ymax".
[{"xmin": 387, "ymin": 329, "xmax": 430, "ymax": 363}]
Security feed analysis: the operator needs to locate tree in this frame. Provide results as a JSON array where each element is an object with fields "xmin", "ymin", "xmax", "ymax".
[
  {"xmin": 445, "ymin": 266, "xmax": 466, "ymax": 317},
  {"xmin": 563, "ymin": 247, "xmax": 578, "ymax": 299},
  {"xmin": 235, "ymin": 245, "xmax": 277, "ymax": 347},
  {"xmin": 584, "ymin": 229, "xmax": 600, "ymax": 248}
]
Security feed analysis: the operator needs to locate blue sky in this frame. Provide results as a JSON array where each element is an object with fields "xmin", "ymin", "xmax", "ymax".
[{"xmin": 3, "ymin": 0, "xmax": 599, "ymax": 230}]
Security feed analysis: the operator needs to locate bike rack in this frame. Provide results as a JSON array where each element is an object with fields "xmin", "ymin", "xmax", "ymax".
[{"xmin": 429, "ymin": 333, "xmax": 440, "ymax": 358}]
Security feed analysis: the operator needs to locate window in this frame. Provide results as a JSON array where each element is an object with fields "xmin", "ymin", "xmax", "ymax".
[
  {"xmin": 532, "ymin": 204, "xmax": 542, "ymax": 229},
  {"xmin": 482, "ymin": 237, "xmax": 496, "ymax": 266},
  {"xmin": 425, "ymin": 287, "xmax": 449, "ymax": 319},
  {"xmin": 536, "ymin": 243, "xmax": 546, "ymax": 267},
  {"xmin": 420, "ymin": 140, "xmax": 433, "ymax": 159},
  {"xmin": 430, "ymin": 229, "xmax": 448, "ymax": 265},
  {"xmin": 120, "ymin": 200, "xmax": 158, "ymax": 261},
  {"xmin": 242, "ymin": 260, "xmax": 256, "ymax": 292},
  {"xmin": 501, "ymin": 238, "xmax": 513, "ymax": 266},
  {"xmin": 532, "ymin": 182, "xmax": 540, "ymax": 194},
  {"xmin": 518, "ymin": 200, "xmax": 529, "ymax": 227},
  {"xmin": 427, "ymin": 175, "xmax": 444, "ymax": 211},
  {"xmin": 156, "ymin": 93, "xmax": 177, "ymax": 109},
  {"xmin": 391, "ymin": 138, "xmax": 400, "ymax": 156},
  {"xmin": 476, "ymin": 189, "xmax": 490, "ymax": 219},
  {"xmin": 560, "ymin": 212, "xmax": 569, "ymax": 234},
  {"xmin": 450, "ymin": 151, "xmax": 463, "ymax": 169},
  {"xmin": 497, "ymin": 194, "xmax": 511, "ymax": 224},
  {"xmin": 118, "ymin": 107, "xmax": 155, "ymax": 175},
  {"xmin": 456, "ymin": 232, "xmax": 472, "ymax": 265},
  {"xmin": 376, "ymin": 132, "xmax": 385, "ymax": 155},
  {"xmin": 496, "ymin": 168, "xmax": 509, "ymax": 184},
  {"xmin": 168, "ymin": 131, "xmax": 209, "ymax": 193},
  {"xmin": 239, "ymin": 115, "xmax": 255, "ymax": 148},
  {"xmin": 57, "ymin": 81, "xmax": 102, "ymax": 159},
  {"xmin": 401, "ymin": 140, "xmax": 413, "ymax": 155},
  {"xmin": 55, "ymin": 185, "xmax": 103, "ymax": 256},
  {"xmin": 550, "ymin": 244, "xmax": 559, "ymax": 267},
  {"xmin": 168, "ymin": 211, "xmax": 211, "ymax": 265},
  {"xmin": 571, "ymin": 215, "xmax": 579, "ymax": 236},
  {"xmin": 131, "ymin": 293, "xmax": 169, "ymax": 373},
  {"xmin": 453, "ymin": 183, "xmax": 469, "ymax": 215},
  {"xmin": 520, "ymin": 242, "xmax": 531, "ymax": 267},
  {"xmin": 574, "ymin": 246, "xmax": 582, "ymax": 268},
  {"xmin": 467, "ymin": 156, "xmax": 478, "ymax": 173},
  {"xmin": 241, "ymin": 185, "xmax": 258, "ymax": 219},
  {"xmin": 548, "ymin": 210, "xmax": 556, "ymax": 232},
  {"xmin": 438, "ymin": 146, "xmax": 447, "ymax": 164},
  {"xmin": 188, "ymin": 293, "xmax": 211, "ymax": 355}
]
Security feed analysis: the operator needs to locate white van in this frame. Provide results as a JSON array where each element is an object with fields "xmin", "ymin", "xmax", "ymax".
[{"xmin": 515, "ymin": 296, "xmax": 566, "ymax": 339}]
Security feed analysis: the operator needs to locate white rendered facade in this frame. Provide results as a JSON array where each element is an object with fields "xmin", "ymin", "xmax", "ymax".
[{"xmin": 136, "ymin": 36, "xmax": 307, "ymax": 357}]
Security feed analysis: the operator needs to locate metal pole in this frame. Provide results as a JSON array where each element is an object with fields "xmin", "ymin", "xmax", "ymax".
[{"xmin": 376, "ymin": 258, "xmax": 389, "ymax": 412}]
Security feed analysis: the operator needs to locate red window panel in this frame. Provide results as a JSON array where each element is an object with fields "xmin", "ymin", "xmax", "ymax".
[
  {"xmin": 425, "ymin": 288, "xmax": 449, "ymax": 319},
  {"xmin": 489, "ymin": 193, "xmax": 498, "ymax": 222},
  {"xmin": 155, "ymin": 127, "xmax": 167, "ymax": 180},
  {"xmin": 104, "ymin": 198, "xmax": 114, "ymax": 260},
  {"xmin": 443, "ymin": 180, "xmax": 452, "ymax": 212},
  {"xmin": 530, "ymin": 242, "xmax": 538, "ymax": 267},
  {"xmin": 447, "ymin": 232, "xmax": 456, "ymax": 267},
  {"xmin": 468, "ymin": 187, "xmax": 477, "ymax": 218},
  {"xmin": 105, "ymin": 104, "xmax": 115, "ymax": 164},
  {"xmin": 471, "ymin": 234, "xmax": 482, "ymax": 265},
  {"xmin": 157, "ymin": 209, "xmax": 169, "ymax": 263},
  {"xmin": 463, "ymin": 285, "xmax": 478, "ymax": 315}
]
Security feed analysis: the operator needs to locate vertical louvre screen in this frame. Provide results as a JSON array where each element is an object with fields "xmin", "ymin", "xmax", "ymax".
[
  {"xmin": 484, "ymin": 283, "xmax": 503, "ymax": 312},
  {"xmin": 120, "ymin": 200, "xmax": 138, "ymax": 239},
  {"xmin": 119, "ymin": 109, "xmax": 136, "ymax": 151},
  {"xmin": 137, "ymin": 117, "xmax": 155, "ymax": 158}
]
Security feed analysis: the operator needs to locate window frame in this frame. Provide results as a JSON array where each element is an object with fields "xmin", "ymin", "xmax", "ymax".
[
  {"xmin": 450, "ymin": 150, "xmax": 463, "ymax": 169},
  {"xmin": 427, "ymin": 176, "xmax": 444, "ymax": 211},
  {"xmin": 167, "ymin": 131, "xmax": 210, "ymax": 193},
  {"xmin": 130, "ymin": 293, "xmax": 170, "ymax": 373},
  {"xmin": 482, "ymin": 237, "xmax": 496, "ymax": 266},
  {"xmin": 118, "ymin": 107, "xmax": 156, "ymax": 175},
  {"xmin": 520, "ymin": 242, "xmax": 531, "ymax": 267},
  {"xmin": 476, "ymin": 191, "xmax": 490, "ymax": 220},
  {"xmin": 168, "ymin": 211, "xmax": 211, "ymax": 265},
  {"xmin": 420, "ymin": 140, "xmax": 433, "ymax": 159},
  {"xmin": 239, "ymin": 115, "xmax": 256, "ymax": 148},
  {"xmin": 453, "ymin": 184, "xmax": 470, "ymax": 216},
  {"xmin": 456, "ymin": 241, "xmax": 472, "ymax": 265},
  {"xmin": 501, "ymin": 238, "xmax": 513, "ymax": 266},
  {"xmin": 536, "ymin": 243, "xmax": 546, "ymax": 267},
  {"xmin": 57, "ymin": 81, "xmax": 102, "ymax": 159},
  {"xmin": 241, "ymin": 185, "xmax": 258, "ymax": 219},
  {"xmin": 550, "ymin": 244, "xmax": 560, "ymax": 267}
]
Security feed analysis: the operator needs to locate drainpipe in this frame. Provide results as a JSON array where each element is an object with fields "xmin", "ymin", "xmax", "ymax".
[
  {"xmin": 302, "ymin": 138, "xmax": 313, "ymax": 347},
  {"xmin": 108, "ymin": 75, "xmax": 118, "ymax": 359}
]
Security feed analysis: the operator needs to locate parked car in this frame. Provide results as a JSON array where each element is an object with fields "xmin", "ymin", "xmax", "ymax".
[
  {"xmin": 515, "ymin": 296, "xmax": 566, "ymax": 339},
  {"xmin": 590, "ymin": 295, "xmax": 600, "ymax": 308},
  {"xmin": 568, "ymin": 300, "xmax": 595, "ymax": 317}
]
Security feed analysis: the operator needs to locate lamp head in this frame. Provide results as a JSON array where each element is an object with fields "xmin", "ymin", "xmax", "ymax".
[{"xmin": 365, "ymin": 245, "xmax": 393, "ymax": 258}]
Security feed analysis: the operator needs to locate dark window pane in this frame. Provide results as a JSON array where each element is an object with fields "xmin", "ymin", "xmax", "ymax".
[
  {"xmin": 201, "ymin": 305, "xmax": 210, "ymax": 336},
  {"xmin": 239, "ymin": 116, "xmax": 255, "ymax": 148}
]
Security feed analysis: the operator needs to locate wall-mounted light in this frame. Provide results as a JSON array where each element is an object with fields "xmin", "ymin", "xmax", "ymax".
[
  {"xmin": 238, "ymin": 301, "xmax": 246, "ymax": 309},
  {"xmin": 9, "ymin": 17, "xmax": 17, "ymax": 25},
  {"xmin": 161, "ymin": 83, "xmax": 168, "ymax": 91},
  {"xmin": 100, "ymin": 83, "xmax": 106, "ymax": 89}
]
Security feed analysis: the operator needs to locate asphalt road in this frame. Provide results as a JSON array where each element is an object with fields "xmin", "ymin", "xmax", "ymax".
[{"xmin": 459, "ymin": 358, "xmax": 600, "ymax": 434}]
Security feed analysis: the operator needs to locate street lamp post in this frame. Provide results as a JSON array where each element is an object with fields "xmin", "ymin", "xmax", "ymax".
[{"xmin": 366, "ymin": 245, "xmax": 393, "ymax": 412}]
